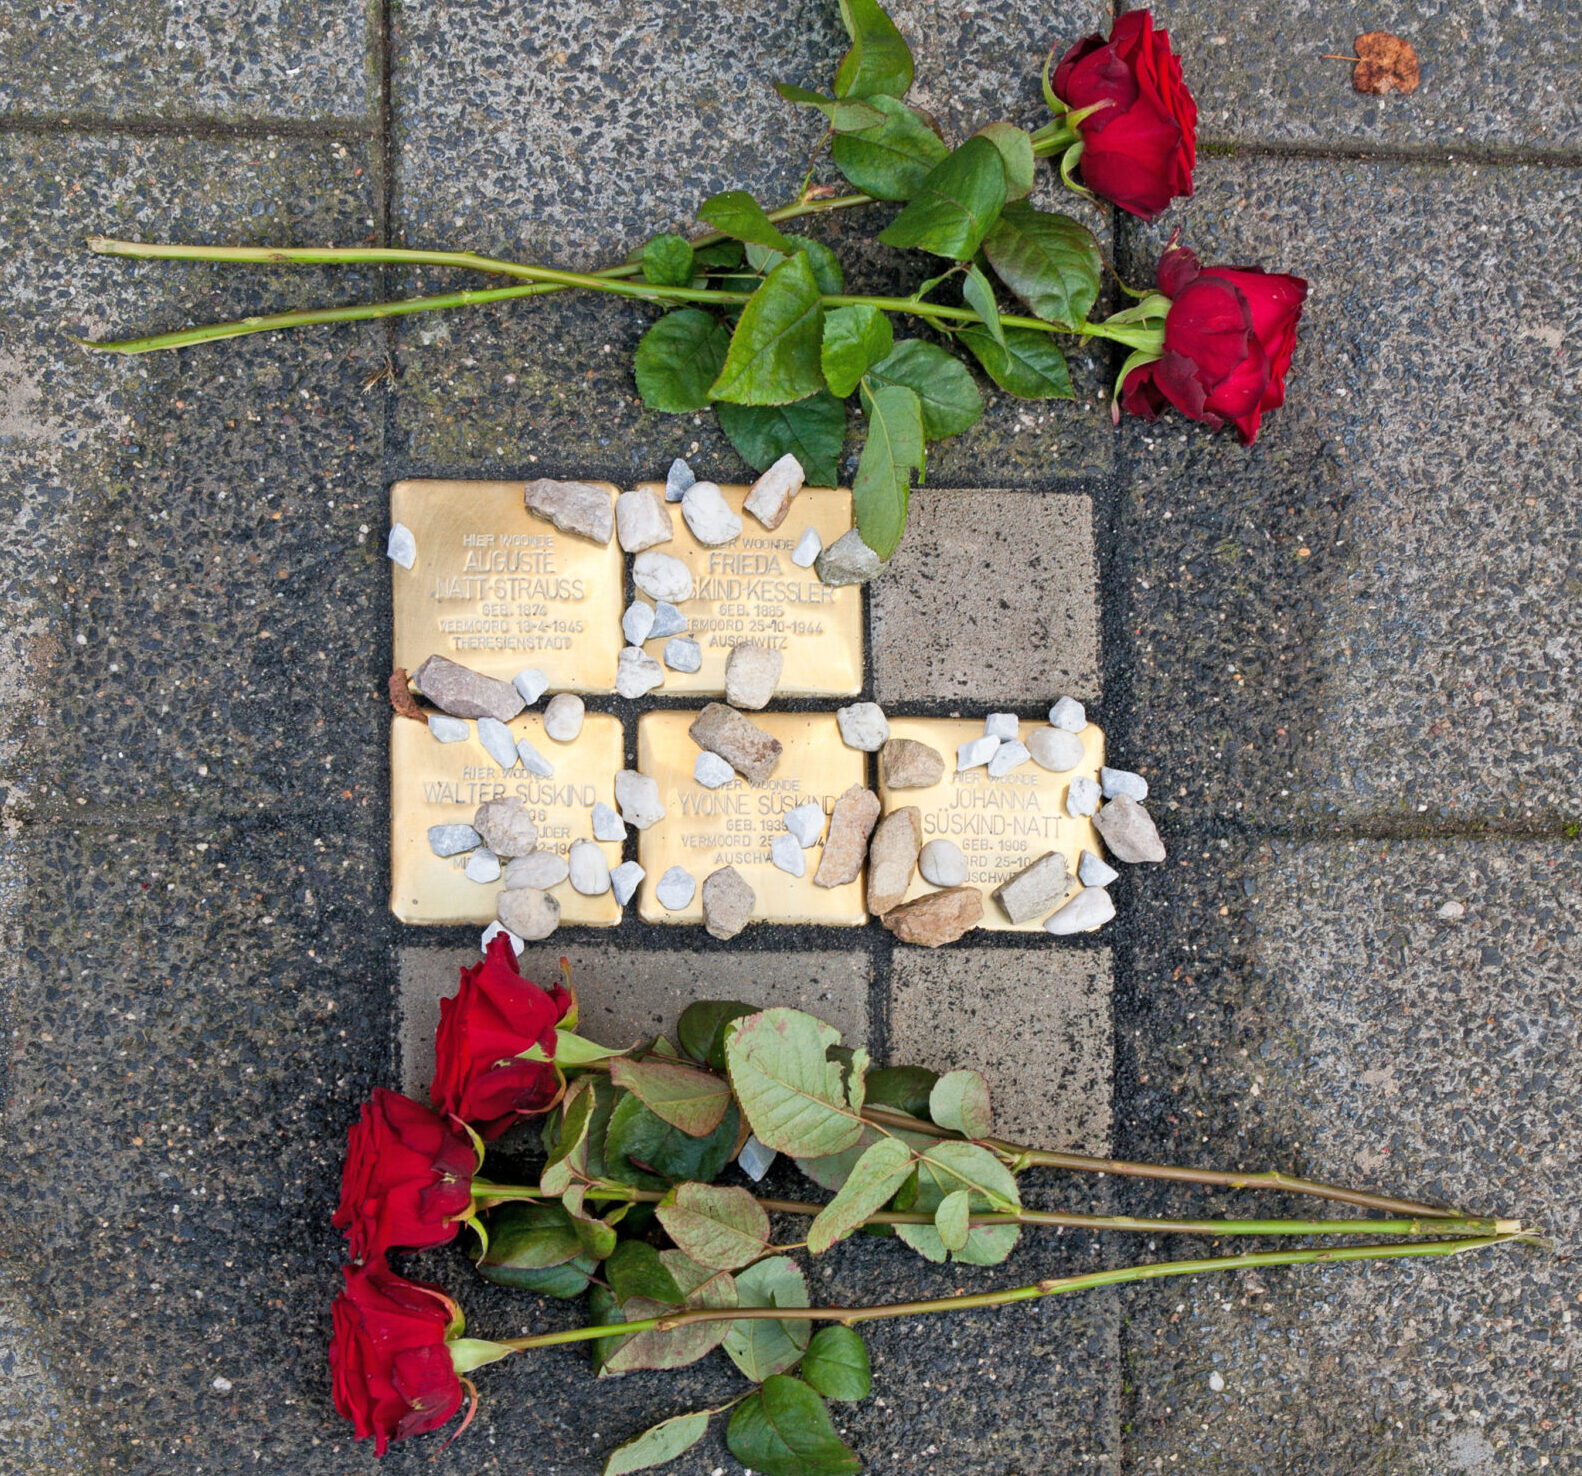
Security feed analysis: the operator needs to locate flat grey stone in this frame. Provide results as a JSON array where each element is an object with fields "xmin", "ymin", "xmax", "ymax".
[
  {"xmin": 614, "ymin": 769, "xmax": 665, "ymax": 829},
  {"xmin": 770, "ymin": 832, "xmax": 806, "ymax": 878},
  {"xmin": 1066, "ymin": 775, "xmax": 1101, "ymax": 818},
  {"xmin": 783, "ymin": 801, "xmax": 826, "ymax": 848},
  {"xmin": 621, "ymin": 601, "xmax": 655, "ymax": 646},
  {"xmin": 464, "ymin": 847, "xmax": 502, "ymax": 884},
  {"xmin": 1044, "ymin": 887, "xmax": 1114, "ymax": 935},
  {"xmin": 513, "ymin": 734, "xmax": 554, "ymax": 778},
  {"xmin": 503, "ymin": 851, "xmax": 568, "ymax": 890},
  {"xmin": 543, "ymin": 693, "xmax": 585, "ymax": 742},
  {"xmin": 813, "ymin": 785, "xmax": 880, "ymax": 888},
  {"xmin": 609, "ymin": 860, "xmax": 645, "ymax": 907},
  {"xmin": 496, "ymin": 886, "xmax": 559, "ymax": 941},
  {"xmin": 880, "ymin": 738, "xmax": 945, "ymax": 789},
  {"xmin": 791, "ymin": 527, "xmax": 822, "ymax": 568},
  {"xmin": 616, "ymin": 645, "xmax": 666, "ymax": 699},
  {"xmin": 512, "ymin": 668, "xmax": 550, "ymax": 706},
  {"xmin": 664, "ymin": 636, "xmax": 702, "ymax": 672},
  {"xmin": 985, "ymin": 713, "xmax": 1019, "ymax": 741},
  {"xmin": 590, "ymin": 802, "xmax": 627, "ymax": 842},
  {"xmin": 476, "ymin": 716, "xmax": 521, "ymax": 771},
  {"xmin": 987, "ymin": 739, "xmax": 1030, "ymax": 778},
  {"xmin": 702, "ymin": 866, "xmax": 755, "ymax": 940},
  {"xmin": 737, "ymin": 1134, "xmax": 776, "ymax": 1182},
  {"xmin": 1091, "ymin": 795, "xmax": 1166, "ymax": 863},
  {"xmin": 386, "ymin": 522, "xmax": 417, "ymax": 569},
  {"xmin": 1049, "ymin": 696, "xmax": 1087, "ymax": 733},
  {"xmin": 1027, "ymin": 726, "xmax": 1085, "ymax": 773},
  {"xmin": 693, "ymin": 751, "xmax": 735, "ymax": 790},
  {"xmin": 614, "ymin": 485, "xmax": 673, "ymax": 553},
  {"xmin": 649, "ymin": 601, "xmax": 688, "ymax": 639},
  {"xmin": 665, "ymin": 457, "xmax": 695, "ymax": 502},
  {"xmin": 654, "ymin": 866, "xmax": 696, "ymax": 911},
  {"xmin": 427, "ymin": 714, "xmax": 469, "ymax": 743},
  {"xmin": 1100, "ymin": 766, "xmax": 1148, "ymax": 802},
  {"xmin": 681, "ymin": 480, "xmax": 742, "ymax": 545},
  {"xmin": 689, "ymin": 703, "xmax": 783, "ymax": 784},
  {"xmin": 428, "ymin": 823, "xmax": 482, "ymax": 858},
  {"xmin": 568, "ymin": 839, "xmax": 611, "ymax": 896},
  {"xmin": 411, "ymin": 654, "xmax": 525, "ymax": 722},
  {"xmin": 1077, "ymin": 849, "xmax": 1120, "ymax": 890},
  {"xmin": 836, "ymin": 701, "xmax": 889, "ymax": 751},
  {"xmin": 523, "ymin": 477, "xmax": 614, "ymax": 545},
  {"xmin": 632, "ymin": 550, "xmax": 694, "ymax": 603},
  {"xmin": 956, "ymin": 735, "xmax": 1000, "ymax": 771},
  {"xmin": 742, "ymin": 453, "xmax": 804, "ymax": 530},
  {"xmin": 866, "ymin": 806, "xmax": 922, "ymax": 916},
  {"xmin": 815, "ymin": 528, "xmax": 883, "ymax": 586},
  {"xmin": 918, "ymin": 838, "xmax": 968, "ymax": 888},
  {"xmin": 992, "ymin": 850, "xmax": 1069, "ymax": 925},
  {"xmin": 473, "ymin": 798, "xmax": 539, "ymax": 857},
  {"xmin": 724, "ymin": 644, "xmax": 782, "ymax": 710},
  {"xmin": 479, "ymin": 921, "xmax": 524, "ymax": 956}
]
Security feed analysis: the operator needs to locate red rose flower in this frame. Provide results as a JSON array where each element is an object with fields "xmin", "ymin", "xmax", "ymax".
[
  {"xmin": 329, "ymin": 1258, "xmax": 464, "ymax": 1455},
  {"xmin": 1053, "ymin": 11, "xmax": 1196, "ymax": 220},
  {"xmin": 430, "ymin": 933, "xmax": 573, "ymax": 1138},
  {"xmin": 1121, "ymin": 245, "xmax": 1308, "ymax": 444},
  {"xmin": 332, "ymin": 1088, "xmax": 478, "ymax": 1261}
]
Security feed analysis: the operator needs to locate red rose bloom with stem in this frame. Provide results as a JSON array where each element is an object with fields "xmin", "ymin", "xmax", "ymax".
[
  {"xmin": 332, "ymin": 1088, "xmax": 481, "ymax": 1262},
  {"xmin": 1120, "ymin": 243, "xmax": 1309, "ymax": 445},
  {"xmin": 1049, "ymin": 10, "xmax": 1196, "ymax": 220},
  {"xmin": 329, "ymin": 1259, "xmax": 467, "ymax": 1455},
  {"xmin": 430, "ymin": 933, "xmax": 574, "ymax": 1138}
]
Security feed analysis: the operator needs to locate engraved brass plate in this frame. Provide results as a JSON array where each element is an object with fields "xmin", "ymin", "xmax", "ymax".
[
  {"xmin": 635, "ymin": 711, "xmax": 868, "ymax": 927},
  {"xmin": 633, "ymin": 482, "xmax": 862, "ymax": 697},
  {"xmin": 391, "ymin": 479, "xmax": 623, "ymax": 693},
  {"xmin": 390, "ymin": 713, "xmax": 624, "ymax": 926},
  {"xmin": 877, "ymin": 717, "xmax": 1107, "ymax": 933}
]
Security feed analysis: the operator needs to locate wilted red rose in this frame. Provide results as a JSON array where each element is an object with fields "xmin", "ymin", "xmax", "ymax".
[
  {"xmin": 1053, "ymin": 11, "xmax": 1196, "ymax": 220},
  {"xmin": 332, "ymin": 1088, "xmax": 478, "ymax": 1261},
  {"xmin": 1121, "ymin": 245, "xmax": 1308, "ymax": 444},
  {"xmin": 430, "ymin": 933, "xmax": 573, "ymax": 1138},
  {"xmin": 330, "ymin": 1258, "xmax": 464, "ymax": 1455}
]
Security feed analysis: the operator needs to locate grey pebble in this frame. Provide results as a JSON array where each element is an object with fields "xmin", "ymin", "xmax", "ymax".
[
  {"xmin": 649, "ymin": 601, "xmax": 688, "ymax": 639},
  {"xmin": 836, "ymin": 701, "xmax": 889, "ymax": 752},
  {"xmin": 497, "ymin": 886, "xmax": 559, "ymax": 941},
  {"xmin": 987, "ymin": 739, "xmax": 1030, "ymax": 778},
  {"xmin": 412, "ymin": 654, "xmax": 524, "ymax": 723},
  {"xmin": 427, "ymin": 714, "xmax": 469, "ymax": 744},
  {"xmin": 504, "ymin": 851, "xmax": 569, "ymax": 890},
  {"xmin": 1091, "ymin": 794, "xmax": 1167, "ymax": 863},
  {"xmin": 614, "ymin": 485, "xmax": 673, "ymax": 554},
  {"xmin": 523, "ymin": 478, "xmax": 615, "ymax": 545},
  {"xmin": 1049, "ymin": 696, "xmax": 1087, "ymax": 732},
  {"xmin": 655, "ymin": 865, "xmax": 696, "ymax": 910},
  {"xmin": 957, "ymin": 735, "xmax": 1000, "ymax": 771},
  {"xmin": 770, "ymin": 831, "xmax": 806, "ymax": 877},
  {"xmin": 737, "ymin": 1134, "xmax": 777, "ymax": 1182},
  {"xmin": 622, "ymin": 600, "xmax": 655, "ymax": 646},
  {"xmin": 791, "ymin": 527, "xmax": 822, "ymax": 568},
  {"xmin": 784, "ymin": 801, "xmax": 826, "ymax": 848},
  {"xmin": 591, "ymin": 802, "xmax": 627, "ymax": 842},
  {"xmin": 665, "ymin": 457, "xmax": 695, "ymax": 502},
  {"xmin": 918, "ymin": 838, "xmax": 968, "ymax": 888},
  {"xmin": 512, "ymin": 668, "xmax": 550, "ymax": 706},
  {"xmin": 984, "ymin": 712, "xmax": 1019, "ymax": 741},
  {"xmin": 664, "ymin": 636, "xmax": 702, "ymax": 672},
  {"xmin": 464, "ymin": 848, "xmax": 502, "ymax": 884},
  {"xmin": 1044, "ymin": 887, "xmax": 1115, "ymax": 935},
  {"xmin": 1066, "ymin": 775, "xmax": 1101, "ymax": 818},
  {"xmin": 543, "ymin": 693, "xmax": 585, "ymax": 742},
  {"xmin": 694, "ymin": 751, "xmax": 735, "ymax": 789},
  {"xmin": 1100, "ymin": 765, "xmax": 1148, "ymax": 801},
  {"xmin": 1077, "ymin": 849, "xmax": 1120, "ymax": 888},
  {"xmin": 473, "ymin": 798, "xmax": 539, "ymax": 857},
  {"xmin": 702, "ymin": 866, "xmax": 756, "ymax": 939},
  {"xmin": 681, "ymin": 480, "xmax": 743, "ymax": 545},
  {"xmin": 815, "ymin": 528, "xmax": 883, "ymax": 586},
  {"xmin": 615, "ymin": 770, "xmax": 665, "ymax": 829},
  {"xmin": 428, "ymin": 823, "xmax": 482, "ymax": 858},
  {"xmin": 1026, "ymin": 726, "xmax": 1085, "ymax": 772},
  {"xmin": 633, "ymin": 551, "xmax": 694, "ymax": 603},
  {"xmin": 476, "ymin": 716, "xmax": 520, "ymax": 771},
  {"xmin": 610, "ymin": 860, "xmax": 645, "ymax": 907},
  {"xmin": 568, "ymin": 839, "xmax": 611, "ymax": 896},
  {"xmin": 616, "ymin": 645, "xmax": 666, "ymax": 699},
  {"xmin": 515, "ymin": 734, "xmax": 554, "ymax": 778},
  {"xmin": 386, "ymin": 522, "xmax": 417, "ymax": 569}
]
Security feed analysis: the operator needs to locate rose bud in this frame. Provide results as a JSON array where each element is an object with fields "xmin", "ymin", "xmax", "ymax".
[
  {"xmin": 1120, "ymin": 245, "xmax": 1308, "ymax": 445},
  {"xmin": 329, "ymin": 1258, "xmax": 465, "ymax": 1455},
  {"xmin": 1051, "ymin": 11, "xmax": 1196, "ymax": 220},
  {"xmin": 430, "ymin": 932, "xmax": 573, "ymax": 1138},
  {"xmin": 332, "ymin": 1088, "xmax": 481, "ymax": 1262}
]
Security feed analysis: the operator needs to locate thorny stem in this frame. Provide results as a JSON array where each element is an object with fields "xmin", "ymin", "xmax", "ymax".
[{"xmin": 489, "ymin": 1237, "xmax": 1532, "ymax": 1352}]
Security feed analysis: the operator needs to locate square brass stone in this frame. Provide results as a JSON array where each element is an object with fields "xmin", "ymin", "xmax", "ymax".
[
  {"xmin": 633, "ymin": 482, "xmax": 862, "ymax": 697},
  {"xmin": 877, "ymin": 717, "xmax": 1108, "ymax": 933},
  {"xmin": 391, "ymin": 479, "xmax": 623, "ymax": 693},
  {"xmin": 390, "ymin": 712, "xmax": 624, "ymax": 926},
  {"xmin": 635, "ymin": 710, "xmax": 868, "ymax": 927}
]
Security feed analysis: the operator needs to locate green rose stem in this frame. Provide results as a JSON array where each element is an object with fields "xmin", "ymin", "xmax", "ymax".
[{"xmin": 483, "ymin": 1235, "xmax": 1531, "ymax": 1353}]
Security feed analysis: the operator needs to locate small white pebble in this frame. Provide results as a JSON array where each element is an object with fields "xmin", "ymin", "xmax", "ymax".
[
  {"xmin": 957, "ymin": 735, "xmax": 1000, "ymax": 771},
  {"xmin": 610, "ymin": 859, "xmax": 645, "ymax": 906},
  {"xmin": 427, "ymin": 714, "xmax": 469, "ymax": 743},
  {"xmin": 515, "ymin": 735, "xmax": 554, "ymax": 777},
  {"xmin": 591, "ymin": 801, "xmax": 627, "ymax": 841},
  {"xmin": 791, "ymin": 527, "xmax": 822, "ymax": 567},
  {"xmin": 984, "ymin": 713, "xmax": 1018, "ymax": 741},
  {"xmin": 386, "ymin": 523, "xmax": 416, "ymax": 569},
  {"xmin": 512, "ymin": 668, "xmax": 550, "ymax": 705},
  {"xmin": 770, "ymin": 832, "xmax": 806, "ymax": 877},
  {"xmin": 1209, "ymin": 1372, "xmax": 1226, "ymax": 1393},
  {"xmin": 211, "ymin": 1376, "xmax": 233, "ymax": 1394},
  {"xmin": 480, "ymin": 921, "xmax": 525, "ymax": 956},
  {"xmin": 694, "ymin": 751, "xmax": 735, "ymax": 789},
  {"xmin": 464, "ymin": 848, "xmax": 502, "ymax": 884}
]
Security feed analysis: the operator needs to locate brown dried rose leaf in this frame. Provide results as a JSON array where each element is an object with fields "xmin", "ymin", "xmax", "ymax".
[
  {"xmin": 1353, "ymin": 32, "xmax": 1420, "ymax": 95},
  {"xmin": 388, "ymin": 669, "xmax": 427, "ymax": 722}
]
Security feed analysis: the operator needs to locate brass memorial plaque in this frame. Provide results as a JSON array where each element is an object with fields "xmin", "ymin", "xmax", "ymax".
[
  {"xmin": 390, "ymin": 713, "xmax": 624, "ymax": 926},
  {"xmin": 391, "ymin": 479, "xmax": 623, "ymax": 693},
  {"xmin": 635, "ymin": 710, "xmax": 867, "ymax": 927},
  {"xmin": 632, "ymin": 482, "xmax": 863, "ymax": 697},
  {"xmin": 877, "ymin": 717, "xmax": 1107, "ymax": 933}
]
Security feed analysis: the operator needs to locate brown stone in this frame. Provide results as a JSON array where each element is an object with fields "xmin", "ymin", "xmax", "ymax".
[
  {"xmin": 701, "ymin": 866, "xmax": 756, "ymax": 940},
  {"xmin": 688, "ymin": 702, "xmax": 783, "ymax": 784},
  {"xmin": 497, "ymin": 886, "xmax": 561, "ymax": 941},
  {"xmin": 410, "ymin": 654, "xmax": 526, "ymax": 722},
  {"xmin": 881, "ymin": 887, "xmax": 983, "ymax": 947},
  {"xmin": 813, "ymin": 785, "xmax": 881, "ymax": 888},
  {"xmin": 522, "ymin": 478, "xmax": 615, "ymax": 544},
  {"xmin": 1091, "ymin": 794, "xmax": 1167, "ymax": 863},
  {"xmin": 880, "ymin": 737, "xmax": 945, "ymax": 789},
  {"xmin": 866, "ymin": 807, "xmax": 922, "ymax": 915}
]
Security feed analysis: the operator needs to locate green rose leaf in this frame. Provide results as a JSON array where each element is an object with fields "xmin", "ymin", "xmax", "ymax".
[
  {"xmin": 725, "ymin": 1008, "xmax": 866, "ymax": 1159},
  {"xmin": 656, "ymin": 1182, "xmax": 773, "ymax": 1271},
  {"xmin": 821, "ymin": 304, "xmax": 894, "ymax": 398},
  {"xmin": 864, "ymin": 339, "xmax": 983, "ymax": 440},
  {"xmin": 862, "ymin": 1064, "xmax": 939, "ymax": 1119},
  {"xmin": 610, "ymin": 1056, "xmax": 732, "ymax": 1138},
  {"xmin": 641, "ymin": 233, "xmax": 695, "ymax": 288},
  {"xmin": 830, "ymin": 94, "xmax": 948, "ymax": 201},
  {"xmin": 602, "ymin": 1411, "xmax": 713, "ymax": 1476},
  {"xmin": 717, "ymin": 395, "xmax": 846, "ymax": 488},
  {"xmin": 981, "ymin": 202, "xmax": 1102, "ymax": 329},
  {"xmin": 633, "ymin": 309, "xmax": 731, "ymax": 413},
  {"xmin": 774, "ymin": 82, "xmax": 886, "ymax": 132},
  {"xmin": 801, "ymin": 1326, "xmax": 872, "ymax": 1402},
  {"xmin": 475, "ymin": 1200, "xmax": 581, "ymax": 1271},
  {"xmin": 677, "ymin": 1000, "xmax": 759, "ymax": 1069},
  {"xmin": 603, "ymin": 1253, "xmax": 738, "ymax": 1374},
  {"xmin": 604, "ymin": 1092, "xmax": 742, "ymax": 1187},
  {"xmin": 727, "ymin": 1376, "xmax": 861, "ymax": 1476},
  {"xmin": 694, "ymin": 239, "xmax": 745, "ymax": 269},
  {"xmin": 606, "ymin": 1240, "xmax": 685, "ymax": 1306},
  {"xmin": 877, "ymin": 135, "xmax": 1007, "ymax": 261},
  {"xmin": 833, "ymin": 0, "xmax": 913, "ymax": 101},
  {"xmin": 697, "ymin": 189, "xmax": 795, "ymax": 253},
  {"xmin": 723, "ymin": 1255, "xmax": 812, "ymax": 1383},
  {"xmin": 928, "ymin": 1068, "xmax": 994, "ymax": 1139},
  {"xmin": 894, "ymin": 1140, "xmax": 1021, "ymax": 1266},
  {"xmin": 540, "ymin": 1078, "xmax": 595, "ymax": 1194},
  {"xmin": 957, "ymin": 325, "xmax": 1074, "ymax": 400},
  {"xmin": 710, "ymin": 252, "xmax": 827, "ymax": 406},
  {"xmin": 974, "ymin": 122, "xmax": 1036, "ymax": 201},
  {"xmin": 746, "ymin": 235, "xmax": 845, "ymax": 295},
  {"xmin": 935, "ymin": 1188, "xmax": 972, "ymax": 1252},
  {"xmin": 962, "ymin": 261, "xmax": 1005, "ymax": 348},
  {"xmin": 853, "ymin": 381, "xmax": 924, "ymax": 561},
  {"xmin": 807, "ymin": 1135, "xmax": 915, "ymax": 1254}
]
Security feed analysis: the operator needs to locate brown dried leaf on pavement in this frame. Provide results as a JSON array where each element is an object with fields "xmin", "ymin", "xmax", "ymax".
[
  {"xmin": 388, "ymin": 669, "xmax": 427, "ymax": 722},
  {"xmin": 1353, "ymin": 32, "xmax": 1420, "ymax": 95}
]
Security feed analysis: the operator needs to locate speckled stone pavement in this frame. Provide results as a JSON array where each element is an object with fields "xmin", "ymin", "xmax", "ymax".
[{"xmin": 1, "ymin": 3, "xmax": 1578, "ymax": 1473}]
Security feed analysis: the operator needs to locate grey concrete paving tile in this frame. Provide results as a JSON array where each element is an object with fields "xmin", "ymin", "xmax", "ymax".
[
  {"xmin": 0, "ymin": 1278, "xmax": 91, "ymax": 1476},
  {"xmin": 1140, "ymin": 0, "xmax": 1582, "ymax": 152},
  {"xmin": 0, "ymin": 132, "xmax": 389, "ymax": 818},
  {"xmin": 872, "ymin": 489, "xmax": 1101, "ymax": 707},
  {"xmin": 1118, "ymin": 157, "xmax": 1581, "ymax": 826},
  {"xmin": 399, "ymin": 942, "xmax": 872, "ymax": 1098},
  {"xmin": 0, "ymin": 1, "xmax": 377, "ymax": 124}
]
